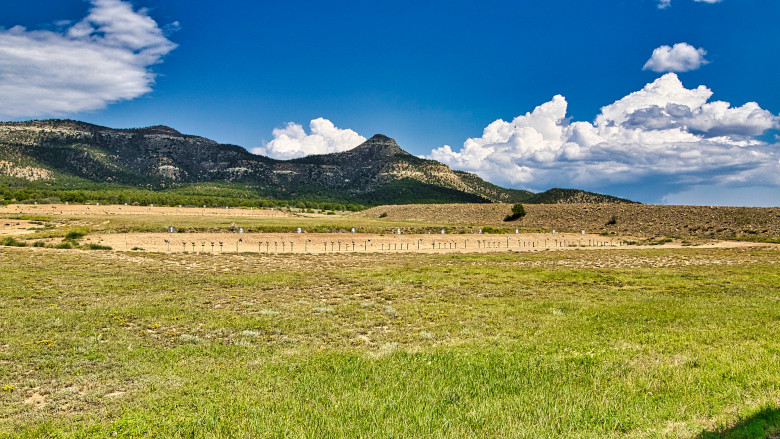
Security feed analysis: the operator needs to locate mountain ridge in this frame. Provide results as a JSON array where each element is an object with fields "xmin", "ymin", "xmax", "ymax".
[{"xmin": 0, "ymin": 119, "xmax": 637, "ymax": 205}]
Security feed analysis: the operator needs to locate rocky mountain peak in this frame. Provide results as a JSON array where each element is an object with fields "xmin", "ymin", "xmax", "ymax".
[
  {"xmin": 133, "ymin": 125, "xmax": 183, "ymax": 136},
  {"xmin": 350, "ymin": 134, "xmax": 408, "ymax": 158},
  {"xmin": 367, "ymin": 134, "xmax": 394, "ymax": 143}
]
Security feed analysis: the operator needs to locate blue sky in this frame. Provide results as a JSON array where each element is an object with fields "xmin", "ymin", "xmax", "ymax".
[{"xmin": 1, "ymin": 0, "xmax": 779, "ymax": 205}]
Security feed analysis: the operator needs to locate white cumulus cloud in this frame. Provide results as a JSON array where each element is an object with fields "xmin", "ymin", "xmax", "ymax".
[
  {"xmin": 643, "ymin": 43, "xmax": 709, "ymax": 73},
  {"xmin": 427, "ymin": 73, "xmax": 780, "ymax": 203},
  {"xmin": 0, "ymin": 0, "xmax": 176, "ymax": 119},
  {"xmin": 252, "ymin": 118, "xmax": 366, "ymax": 160}
]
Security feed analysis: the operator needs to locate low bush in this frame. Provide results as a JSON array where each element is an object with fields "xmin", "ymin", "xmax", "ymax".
[
  {"xmin": 1, "ymin": 237, "xmax": 27, "ymax": 247},
  {"xmin": 85, "ymin": 243, "xmax": 112, "ymax": 250},
  {"xmin": 65, "ymin": 230, "xmax": 87, "ymax": 240}
]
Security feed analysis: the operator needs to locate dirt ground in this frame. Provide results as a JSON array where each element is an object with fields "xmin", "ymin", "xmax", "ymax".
[
  {"xmin": 81, "ymin": 231, "xmax": 626, "ymax": 254},
  {"xmin": 0, "ymin": 219, "xmax": 37, "ymax": 236}
]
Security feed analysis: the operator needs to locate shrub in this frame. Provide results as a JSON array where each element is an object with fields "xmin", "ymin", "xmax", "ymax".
[
  {"xmin": 65, "ymin": 230, "xmax": 87, "ymax": 240},
  {"xmin": 606, "ymin": 215, "xmax": 618, "ymax": 225},
  {"xmin": 1, "ymin": 237, "xmax": 27, "ymax": 247},
  {"xmin": 54, "ymin": 242, "xmax": 73, "ymax": 249},
  {"xmin": 86, "ymin": 243, "xmax": 112, "ymax": 250},
  {"xmin": 504, "ymin": 203, "xmax": 526, "ymax": 221}
]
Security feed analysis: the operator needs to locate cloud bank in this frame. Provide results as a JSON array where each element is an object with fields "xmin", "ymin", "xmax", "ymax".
[
  {"xmin": 428, "ymin": 73, "xmax": 780, "ymax": 203},
  {"xmin": 643, "ymin": 43, "xmax": 709, "ymax": 73},
  {"xmin": 252, "ymin": 118, "xmax": 366, "ymax": 160},
  {"xmin": 0, "ymin": 0, "xmax": 177, "ymax": 119}
]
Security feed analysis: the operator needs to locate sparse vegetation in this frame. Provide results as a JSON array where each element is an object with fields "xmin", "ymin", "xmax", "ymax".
[{"xmin": 360, "ymin": 203, "xmax": 780, "ymax": 241}]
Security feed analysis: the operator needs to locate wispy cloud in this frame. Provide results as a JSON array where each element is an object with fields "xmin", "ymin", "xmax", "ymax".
[
  {"xmin": 0, "ymin": 0, "xmax": 177, "ymax": 119},
  {"xmin": 643, "ymin": 43, "xmax": 709, "ymax": 73},
  {"xmin": 427, "ymin": 74, "xmax": 780, "ymax": 203},
  {"xmin": 252, "ymin": 118, "xmax": 366, "ymax": 160},
  {"xmin": 658, "ymin": 0, "xmax": 722, "ymax": 9}
]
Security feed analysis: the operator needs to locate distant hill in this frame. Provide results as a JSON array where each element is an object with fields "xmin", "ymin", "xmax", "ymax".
[
  {"xmin": 523, "ymin": 188, "xmax": 636, "ymax": 204},
  {"xmin": 0, "ymin": 120, "xmax": 636, "ymax": 206}
]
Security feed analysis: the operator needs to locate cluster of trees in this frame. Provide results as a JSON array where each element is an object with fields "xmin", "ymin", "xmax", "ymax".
[
  {"xmin": 0, "ymin": 186, "xmax": 365, "ymax": 212},
  {"xmin": 503, "ymin": 203, "xmax": 527, "ymax": 222}
]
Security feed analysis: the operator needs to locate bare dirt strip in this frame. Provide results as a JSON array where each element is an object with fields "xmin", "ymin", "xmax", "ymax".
[{"xmin": 81, "ymin": 231, "xmax": 767, "ymax": 255}]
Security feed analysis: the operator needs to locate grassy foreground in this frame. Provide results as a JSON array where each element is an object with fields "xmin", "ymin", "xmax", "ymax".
[{"xmin": 0, "ymin": 247, "xmax": 778, "ymax": 438}]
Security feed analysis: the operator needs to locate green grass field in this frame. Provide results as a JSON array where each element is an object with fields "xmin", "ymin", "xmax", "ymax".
[{"xmin": 1, "ymin": 246, "xmax": 779, "ymax": 438}]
